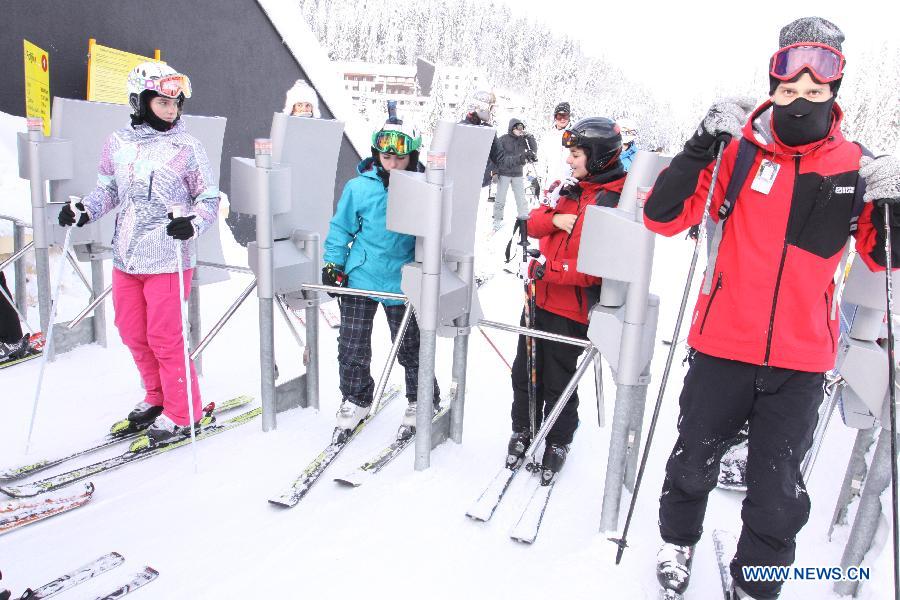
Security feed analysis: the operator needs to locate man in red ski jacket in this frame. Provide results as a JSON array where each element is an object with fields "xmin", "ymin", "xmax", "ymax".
[
  {"xmin": 644, "ymin": 17, "xmax": 900, "ymax": 600},
  {"xmin": 505, "ymin": 116, "xmax": 626, "ymax": 483}
]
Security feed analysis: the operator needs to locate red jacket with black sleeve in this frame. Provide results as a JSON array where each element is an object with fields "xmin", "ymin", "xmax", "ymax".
[
  {"xmin": 527, "ymin": 172, "xmax": 626, "ymax": 324},
  {"xmin": 644, "ymin": 100, "xmax": 899, "ymax": 373}
]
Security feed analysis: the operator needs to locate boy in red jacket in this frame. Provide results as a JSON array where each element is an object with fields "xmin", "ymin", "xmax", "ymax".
[{"xmin": 507, "ymin": 117, "xmax": 626, "ymax": 482}]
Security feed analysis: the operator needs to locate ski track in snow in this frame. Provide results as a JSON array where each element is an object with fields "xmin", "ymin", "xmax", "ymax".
[{"xmin": 0, "ymin": 114, "xmax": 888, "ymax": 599}]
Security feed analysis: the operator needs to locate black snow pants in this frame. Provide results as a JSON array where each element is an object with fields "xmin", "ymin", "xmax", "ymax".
[
  {"xmin": 0, "ymin": 272, "xmax": 23, "ymax": 344},
  {"xmin": 337, "ymin": 295, "xmax": 439, "ymax": 407},
  {"xmin": 511, "ymin": 306, "xmax": 588, "ymax": 446},
  {"xmin": 658, "ymin": 351, "xmax": 823, "ymax": 599}
]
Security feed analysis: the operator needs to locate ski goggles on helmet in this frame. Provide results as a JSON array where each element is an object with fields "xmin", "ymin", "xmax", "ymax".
[
  {"xmin": 770, "ymin": 43, "xmax": 845, "ymax": 83},
  {"xmin": 144, "ymin": 74, "xmax": 192, "ymax": 99},
  {"xmin": 371, "ymin": 130, "xmax": 420, "ymax": 156},
  {"xmin": 561, "ymin": 128, "xmax": 587, "ymax": 148}
]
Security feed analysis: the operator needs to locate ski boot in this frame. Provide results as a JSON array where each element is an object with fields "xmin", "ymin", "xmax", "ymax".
[
  {"xmin": 718, "ymin": 438, "xmax": 749, "ymax": 491},
  {"xmin": 110, "ymin": 401, "xmax": 164, "ymax": 436},
  {"xmin": 506, "ymin": 430, "xmax": 531, "ymax": 469},
  {"xmin": 129, "ymin": 412, "xmax": 211, "ymax": 452},
  {"xmin": 539, "ymin": 443, "xmax": 568, "ymax": 484},
  {"xmin": 336, "ymin": 399, "xmax": 371, "ymax": 430},
  {"xmin": 397, "ymin": 401, "xmax": 440, "ymax": 441},
  {"xmin": 656, "ymin": 542, "xmax": 694, "ymax": 598},
  {"xmin": 0, "ymin": 334, "xmax": 31, "ymax": 362}
]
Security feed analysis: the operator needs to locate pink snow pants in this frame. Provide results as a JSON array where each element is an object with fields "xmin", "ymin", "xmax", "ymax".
[{"xmin": 112, "ymin": 268, "xmax": 201, "ymax": 426}]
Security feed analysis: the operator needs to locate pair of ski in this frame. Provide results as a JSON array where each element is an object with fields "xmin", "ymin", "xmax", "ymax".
[
  {"xmin": 465, "ymin": 458, "xmax": 557, "ymax": 544},
  {"xmin": 1, "ymin": 396, "xmax": 258, "ymax": 498},
  {"xmin": 1, "ymin": 483, "xmax": 94, "ymax": 535},
  {"xmin": 10, "ymin": 552, "xmax": 156, "ymax": 600},
  {"xmin": 270, "ymin": 385, "xmax": 418, "ymax": 507},
  {"xmin": 659, "ymin": 530, "xmax": 737, "ymax": 600},
  {"xmin": 0, "ymin": 394, "xmax": 253, "ymax": 483}
]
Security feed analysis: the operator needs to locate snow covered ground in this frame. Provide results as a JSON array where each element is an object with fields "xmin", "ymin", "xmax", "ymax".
[{"xmin": 0, "ymin": 121, "xmax": 894, "ymax": 599}]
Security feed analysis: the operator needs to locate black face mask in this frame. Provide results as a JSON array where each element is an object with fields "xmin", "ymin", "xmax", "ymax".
[
  {"xmin": 131, "ymin": 91, "xmax": 181, "ymax": 132},
  {"xmin": 772, "ymin": 97, "xmax": 835, "ymax": 147}
]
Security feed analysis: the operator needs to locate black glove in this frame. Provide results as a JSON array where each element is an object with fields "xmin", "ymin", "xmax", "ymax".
[
  {"xmin": 525, "ymin": 151, "xmax": 538, "ymax": 163},
  {"xmin": 58, "ymin": 202, "xmax": 89, "ymax": 227},
  {"xmin": 322, "ymin": 262, "xmax": 347, "ymax": 298},
  {"xmin": 166, "ymin": 213, "xmax": 197, "ymax": 240}
]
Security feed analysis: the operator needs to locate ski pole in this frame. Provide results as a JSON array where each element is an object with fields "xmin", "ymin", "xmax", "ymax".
[
  {"xmin": 24, "ymin": 197, "xmax": 78, "ymax": 454},
  {"xmin": 880, "ymin": 201, "xmax": 899, "ymax": 600},
  {"xmin": 520, "ymin": 221, "xmax": 537, "ymax": 441},
  {"xmin": 172, "ymin": 206, "xmax": 199, "ymax": 473},
  {"xmin": 610, "ymin": 140, "xmax": 727, "ymax": 564}
]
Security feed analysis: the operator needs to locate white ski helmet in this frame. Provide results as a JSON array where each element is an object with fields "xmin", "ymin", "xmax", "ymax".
[
  {"xmin": 470, "ymin": 90, "xmax": 496, "ymax": 123},
  {"xmin": 127, "ymin": 61, "xmax": 191, "ymax": 114},
  {"xmin": 617, "ymin": 118, "xmax": 638, "ymax": 145},
  {"xmin": 282, "ymin": 79, "xmax": 320, "ymax": 117}
]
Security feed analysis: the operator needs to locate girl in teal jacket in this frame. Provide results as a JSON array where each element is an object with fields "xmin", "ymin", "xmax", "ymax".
[{"xmin": 322, "ymin": 118, "xmax": 440, "ymax": 435}]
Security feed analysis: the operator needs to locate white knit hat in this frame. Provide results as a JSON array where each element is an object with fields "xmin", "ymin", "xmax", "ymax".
[{"xmin": 283, "ymin": 79, "xmax": 320, "ymax": 117}]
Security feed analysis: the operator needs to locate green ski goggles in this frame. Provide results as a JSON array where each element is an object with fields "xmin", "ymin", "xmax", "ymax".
[{"xmin": 371, "ymin": 130, "xmax": 421, "ymax": 156}]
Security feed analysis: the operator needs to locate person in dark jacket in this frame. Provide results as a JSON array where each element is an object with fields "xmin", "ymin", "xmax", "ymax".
[
  {"xmin": 492, "ymin": 118, "xmax": 538, "ymax": 231},
  {"xmin": 506, "ymin": 116, "xmax": 625, "ymax": 484},
  {"xmin": 644, "ymin": 17, "xmax": 900, "ymax": 600}
]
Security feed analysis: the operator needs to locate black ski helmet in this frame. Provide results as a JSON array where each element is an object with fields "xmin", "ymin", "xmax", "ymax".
[{"xmin": 561, "ymin": 117, "xmax": 622, "ymax": 174}]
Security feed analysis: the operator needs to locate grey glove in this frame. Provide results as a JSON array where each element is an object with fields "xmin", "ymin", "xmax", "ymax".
[
  {"xmin": 859, "ymin": 155, "xmax": 900, "ymax": 204},
  {"xmin": 699, "ymin": 96, "xmax": 756, "ymax": 141}
]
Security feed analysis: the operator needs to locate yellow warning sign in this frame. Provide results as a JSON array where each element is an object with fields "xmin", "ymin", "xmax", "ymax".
[
  {"xmin": 23, "ymin": 39, "xmax": 50, "ymax": 136},
  {"xmin": 87, "ymin": 39, "xmax": 161, "ymax": 105}
]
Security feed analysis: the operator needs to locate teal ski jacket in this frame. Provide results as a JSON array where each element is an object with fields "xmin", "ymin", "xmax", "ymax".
[{"xmin": 323, "ymin": 157, "xmax": 415, "ymax": 306}]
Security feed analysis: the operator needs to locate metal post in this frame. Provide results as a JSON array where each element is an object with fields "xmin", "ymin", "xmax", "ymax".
[
  {"xmin": 829, "ymin": 426, "xmax": 878, "ymax": 540},
  {"xmin": 189, "ymin": 286, "xmax": 201, "ymax": 375},
  {"xmin": 834, "ymin": 427, "xmax": 897, "ymax": 597},
  {"xmin": 594, "ymin": 353, "xmax": 605, "ymax": 428},
  {"xmin": 88, "ymin": 246, "xmax": 106, "ymax": 348},
  {"xmin": 65, "ymin": 251, "xmax": 92, "ymax": 296},
  {"xmin": 190, "ymin": 279, "xmax": 257, "ymax": 360},
  {"xmin": 800, "ymin": 380, "xmax": 842, "ymax": 482},
  {"xmin": 371, "ymin": 302, "xmax": 412, "ymax": 414},
  {"xmin": 414, "ymin": 123, "xmax": 451, "ymax": 471},
  {"xmin": 13, "ymin": 222, "xmax": 26, "ymax": 313},
  {"xmin": 302, "ymin": 234, "xmax": 321, "ymax": 412},
  {"xmin": 0, "ymin": 241, "xmax": 34, "ymax": 273},
  {"xmin": 255, "ymin": 139, "xmax": 276, "ymax": 432},
  {"xmin": 68, "ymin": 284, "xmax": 112, "ymax": 330},
  {"xmin": 275, "ymin": 294, "xmax": 306, "ymax": 353},
  {"xmin": 600, "ymin": 194, "xmax": 655, "ymax": 530},
  {"xmin": 26, "ymin": 120, "xmax": 51, "ymax": 333},
  {"xmin": 624, "ymin": 379, "xmax": 651, "ymax": 492},
  {"xmin": 450, "ymin": 254, "xmax": 474, "ymax": 443}
]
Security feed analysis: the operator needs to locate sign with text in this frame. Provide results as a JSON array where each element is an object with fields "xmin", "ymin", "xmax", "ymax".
[
  {"xmin": 23, "ymin": 39, "xmax": 50, "ymax": 136},
  {"xmin": 87, "ymin": 39, "xmax": 160, "ymax": 104}
]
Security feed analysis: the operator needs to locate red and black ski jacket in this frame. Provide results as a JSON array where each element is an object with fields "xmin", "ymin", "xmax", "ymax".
[
  {"xmin": 527, "ymin": 171, "xmax": 626, "ymax": 324},
  {"xmin": 644, "ymin": 100, "xmax": 899, "ymax": 372}
]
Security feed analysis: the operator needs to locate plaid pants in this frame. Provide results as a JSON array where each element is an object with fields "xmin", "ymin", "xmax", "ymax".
[{"xmin": 337, "ymin": 295, "xmax": 440, "ymax": 407}]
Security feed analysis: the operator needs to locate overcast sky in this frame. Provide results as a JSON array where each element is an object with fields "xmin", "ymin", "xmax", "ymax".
[{"xmin": 503, "ymin": 0, "xmax": 898, "ymax": 112}]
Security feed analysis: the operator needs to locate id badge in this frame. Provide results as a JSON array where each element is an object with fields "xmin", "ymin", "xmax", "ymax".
[{"xmin": 750, "ymin": 159, "xmax": 780, "ymax": 195}]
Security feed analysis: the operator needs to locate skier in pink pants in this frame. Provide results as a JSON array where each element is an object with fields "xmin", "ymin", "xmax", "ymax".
[{"xmin": 58, "ymin": 61, "xmax": 219, "ymax": 448}]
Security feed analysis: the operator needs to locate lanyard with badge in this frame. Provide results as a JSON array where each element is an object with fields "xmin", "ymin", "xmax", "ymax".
[{"xmin": 750, "ymin": 157, "xmax": 781, "ymax": 194}]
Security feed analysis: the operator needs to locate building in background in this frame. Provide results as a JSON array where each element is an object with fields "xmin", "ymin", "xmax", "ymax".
[{"xmin": 333, "ymin": 60, "xmax": 495, "ymax": 129}]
